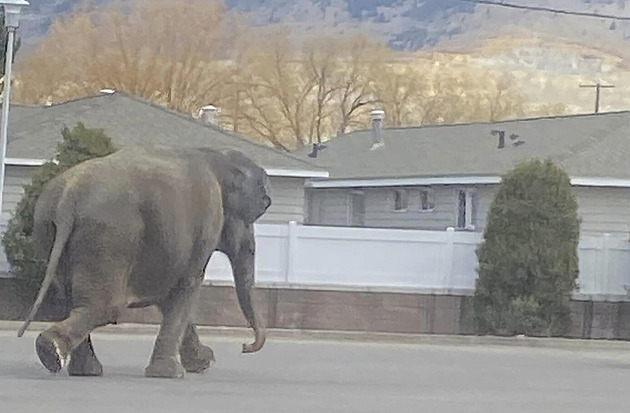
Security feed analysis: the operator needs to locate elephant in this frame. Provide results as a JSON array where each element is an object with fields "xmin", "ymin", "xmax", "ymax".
[{"xmin": 16, "ymin": 144, "xmax": 272, "ymax": 378}]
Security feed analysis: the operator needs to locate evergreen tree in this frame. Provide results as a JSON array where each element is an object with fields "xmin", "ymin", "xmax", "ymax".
[
  {"xmin": 473, "ymin": 159, "xmax": 580, "ymax": 337},
  {"xmin": 2, "ymin": 123, "xmax": 117, "ymax": 303}
]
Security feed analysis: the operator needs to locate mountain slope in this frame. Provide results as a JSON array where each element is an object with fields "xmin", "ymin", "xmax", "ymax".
[
  {"xmin": 15, "ymin": 1, "xmax": 630, "ymax": 52},
  {"xmin": 12, "ymin": 0, "xmax": 630, "ymax": 115}
]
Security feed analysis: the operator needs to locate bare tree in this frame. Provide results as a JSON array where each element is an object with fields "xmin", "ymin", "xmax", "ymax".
[
  {"xmin": 233, "ymin": 28, "xmax": 317, "ymax": 151},
  {"xmin": 332, "ymin": 34, "xmax": 386, "ymax": 135},
  {"xmin": 13, "ymin": 3, "xmax": 562, "ymax": 150},
  {"xmin": 371, "ymin": 64, "xmax": 426, "ymax": 127},
  {"xmin": 14, "ymin": 0, "xmax": 236, "ymax": 114}
]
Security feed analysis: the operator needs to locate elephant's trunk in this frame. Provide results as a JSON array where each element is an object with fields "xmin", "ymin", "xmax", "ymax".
[
  {"xmin": 234, "ymin": 270, "xmax": 266, "ymax": 354},
  {"xmin": 227, "ymin": 222, "xmax": 267, "ymax": 354},
  {"xmin": 242, "ymin": 314, "xmax": 266, "ymax": 354}
]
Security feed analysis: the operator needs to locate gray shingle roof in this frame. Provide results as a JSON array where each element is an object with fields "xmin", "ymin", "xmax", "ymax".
[
  {"xmin": 292, "ymin": 111, "xmax": 630, "ymax": 180},
  {"xmin": 7, "ymin": 92, "xmax": 326, "ymax": 176}
]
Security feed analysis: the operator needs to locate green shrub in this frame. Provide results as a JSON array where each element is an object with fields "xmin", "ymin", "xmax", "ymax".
[
  {"xmin": 472, "ymin": 159, "xmax": 580, "ymax": 337},
  {"xmin": 2, "ymin": 122, "xmax": 117, "ymax": 303}
]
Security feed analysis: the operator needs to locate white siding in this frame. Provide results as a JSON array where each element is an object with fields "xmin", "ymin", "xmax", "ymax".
[
  {"xmin": 472, "ymin": 186, "xmax": 630, "ymax": 236},
  {"xmin": 574, "ymin": 187, "xmax": 630, "ymax": 236},
  {"xmin": 307, "ymin": 185, "xmax": 497, "ymax": 231},
  {"xmin": 363, "ymin": 186, "xmax": 456, "ymax": 230},
  {"xmin": 305, "ymin": 189, "xmax": 350, "ymax": 226},
  {"xmin": 1, "ymin": 166, "xmax": 34, "ymax": 215},
  {"xmin": 472, "ymin": 185, "xmax": 497, "ymax": 232},
  {"xmin": 259, "ymin": 176, "xmax": 307, "ymax": 224},
  {"xmin": 305, "ymin": 183, "xmax": 630, "ymax": 237},
  {"xmin": 0, "ymin": 166, "xmax": 37, "ymax": 276}
]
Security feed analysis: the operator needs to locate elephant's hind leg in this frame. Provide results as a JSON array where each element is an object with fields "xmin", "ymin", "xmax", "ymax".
[
  {"xmin": 36, "ymin": 303, "xmax": 121, "ymax": 374},
  {"xmin": 36, "ymin": 253, "xmax": 133, "ymax": 374},
  {"xmin": 68, "ymin": 335, "xmax": 103, "ymax": 376},
  {"xmin": 180, "ymin": 323, "xmax": 215, "ymax": 373},
  {"xmin": 145, "ymin": 276, "xmax": 203, "ymax": 379}
]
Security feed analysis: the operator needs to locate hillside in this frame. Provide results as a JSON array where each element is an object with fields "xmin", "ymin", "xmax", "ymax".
[
  {"xmin": 14, "ymin": 1, "xmax": 630, "ymax": 51},
  {"xmin": 12, "ymin": 0, "xmax": 630, "ymax": 115}
]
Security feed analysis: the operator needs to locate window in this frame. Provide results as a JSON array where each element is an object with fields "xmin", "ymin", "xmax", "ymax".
[
  {"xmin": 393, "ymin": 189, "xmax": 408, "ymax": 212},
  {"xmin": 419, "ymin": 189, "xmax": 435, "ymax": 211},
  {"xmin": 349, "ymin": 191, "xmax": 365, "ymax": 227},
  {"xmin": 456, "ymin": 189, "xmax": 475, "ymax": 230}
]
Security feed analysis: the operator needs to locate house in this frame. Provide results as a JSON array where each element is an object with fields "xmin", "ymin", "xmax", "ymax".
[
  {"xmin": 293, "ymin": 109, "xmax": 630, "ymax": 236},
  {"xmin": 0, "ymin": 91, "xmax": 328, "ymax": 273}
]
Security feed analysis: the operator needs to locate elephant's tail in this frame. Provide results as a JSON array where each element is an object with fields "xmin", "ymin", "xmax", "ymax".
[{"xmin": 17, "ymin": 217, "xmax": 73, "ymax": 338}]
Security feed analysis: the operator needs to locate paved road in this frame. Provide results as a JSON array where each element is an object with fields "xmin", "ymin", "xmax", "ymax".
[{"xmin": 1, "ymin": 331, "xmax": 630, "ymax": 413}]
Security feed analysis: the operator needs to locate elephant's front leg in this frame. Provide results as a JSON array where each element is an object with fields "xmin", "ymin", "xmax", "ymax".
[
  {"xmin": 180, "ymin": 323, "xmax": 215, "ymax": 373},
  {"xmin": 145, "ymin": 276, "xmax": 202, "ymax": 379}
]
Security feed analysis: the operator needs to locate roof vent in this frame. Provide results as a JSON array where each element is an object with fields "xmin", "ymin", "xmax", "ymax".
[
  {"xmin": 491, "ymin": 129, "xmax": 505, "ymax": 149},
  {"xmin": 510, "ymin": 133, "xmax": 525, "ymax": 146},
  {"xmin": 491, "ymin": 130, "xmax": 525, "ymax": 149},
  {"xmin": 370, "ymin": 109, "xmax": 385, "ymax": 151},
  {"xmin": 307, "ymin": 143, "xmax": 327, "ymax": 158}
]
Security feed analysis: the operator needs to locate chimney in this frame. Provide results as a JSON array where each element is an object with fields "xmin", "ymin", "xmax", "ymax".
[
  {"xmin": 200, "ymin": 105, "xmax": 219, "ymax": 125},
  {"xmin": 370, "ymin": 109, "xmax": 385, "ymax": 150}
]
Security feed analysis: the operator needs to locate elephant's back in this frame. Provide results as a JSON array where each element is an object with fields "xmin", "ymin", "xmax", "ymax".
[{"xmin": 64, "ymin": 146, "xmax": 224, "ymax": 267}]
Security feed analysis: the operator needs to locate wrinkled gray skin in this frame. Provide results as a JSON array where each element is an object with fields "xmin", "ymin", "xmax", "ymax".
[{"xmin": 17, "ymin": 145, "xmax": 272, "ymax": 378}]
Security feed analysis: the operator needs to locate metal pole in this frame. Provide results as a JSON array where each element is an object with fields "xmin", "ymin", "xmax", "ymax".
[
  {"xmin": 595, "ymin": 83, "xmax": 600, "ymax": 113},
  {"xmin": 0, "ymin": 26, "xmax": 15, "ymax": 213}
]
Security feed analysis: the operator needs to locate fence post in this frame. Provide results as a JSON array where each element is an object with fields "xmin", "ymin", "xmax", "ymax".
[
  {"xmin": 600, "ymin": 233, "xmax": 611, "ymax": 295},
  {"xmin": 442, "ymin": 227, "xmax": 456, "ymax": 291},
  {"xmin": 285, "ymin": 221, "xmax": 298, "ymax": 283}
]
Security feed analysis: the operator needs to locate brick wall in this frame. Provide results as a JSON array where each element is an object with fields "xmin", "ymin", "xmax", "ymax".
[{"xmin": 2, "ymin": 279, "xmax": 629, "ymax": 340}]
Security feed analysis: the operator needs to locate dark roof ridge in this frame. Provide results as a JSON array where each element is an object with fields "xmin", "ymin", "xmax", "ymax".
[{"xmin": 338, "ymin": 109, "xmax": 630, "ymax": 138}]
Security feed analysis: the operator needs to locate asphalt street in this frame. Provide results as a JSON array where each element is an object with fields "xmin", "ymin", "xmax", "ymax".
[{"xmin": 1, "ymin": 330, "xmax": 630, "ymax": 413}]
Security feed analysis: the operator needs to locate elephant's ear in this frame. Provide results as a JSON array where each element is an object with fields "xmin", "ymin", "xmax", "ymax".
[
  {"xmin": 222, "ymin": 149, "xmax": 250, "ymax": 188},
  {"xmin": 228, "ymin": 163, "xmax": 247, "ymax": 188}
]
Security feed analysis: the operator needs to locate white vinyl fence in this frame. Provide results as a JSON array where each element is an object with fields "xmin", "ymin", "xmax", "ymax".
[
  {"xmin": 2, "ymin": 221, "xmax": 629, "ymax": 301},
  {"xmin": 205, "ymin": 222, "xmax": 630, "ymax": 301}
]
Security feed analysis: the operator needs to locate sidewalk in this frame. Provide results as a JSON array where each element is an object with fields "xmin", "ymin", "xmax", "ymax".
[{"xmin": 3, "ymin": 320, "xmax": 630, "ymax": 351}]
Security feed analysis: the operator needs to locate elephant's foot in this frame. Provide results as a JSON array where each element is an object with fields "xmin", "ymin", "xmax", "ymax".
[
  {"xmin": 68, "ymin": 356, "xmax": 103, "ymax": 376},
  {"xmin": 35, "ymin": 331, "xmax": 70, "ymax": 373},
  {"xmin": 181, "ymin": 343, "xmax": 215, "ymax": 373},
  {"xmin": 144, "ymin": 356, "xmax": 186, "ymax": 379},
  {"xmin": 68, "ymin": 340, "xmax": 103, "ymax": 377}
]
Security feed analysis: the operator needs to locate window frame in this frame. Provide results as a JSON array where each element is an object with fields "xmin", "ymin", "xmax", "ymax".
[
  {"xmin": 455, "ymin": 188, "xmax": 475, "ymax": 230},
  {"xmin": 418, "ymin": 188, "xmax": 435, "ymax": 212},
  {"xmin": 347, "ymin": 190, "xmax": 366, "ymax": 226},
  {"xmin": 392, "ymin": 188, "xmax": 409, "ymax": 213}
]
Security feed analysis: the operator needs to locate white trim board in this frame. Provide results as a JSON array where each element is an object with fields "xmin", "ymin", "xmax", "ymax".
[
  {"xmin": 307, "ymin": 175, "xmax": 630, "ymax": 189},
  {"xmin": 265, "ymin": 168, "xmax": 329, "ymax": 178},
  {"xmin": 307, "ymin": 176, "xmax": 502, "ymax": 188},
  {"xmin": 6, "ymin": 158, "xmax": 48, "ymax": 166}
]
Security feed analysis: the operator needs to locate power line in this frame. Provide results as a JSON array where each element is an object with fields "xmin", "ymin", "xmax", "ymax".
[{"xmin": 456, "ymin": 0, "xmax": 630, "ymax": 21}]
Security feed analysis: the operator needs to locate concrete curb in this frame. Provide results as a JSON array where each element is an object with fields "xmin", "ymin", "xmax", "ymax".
[{"xmin": 2, "ymin": 320, "xmax": 630, "ymax": 351}]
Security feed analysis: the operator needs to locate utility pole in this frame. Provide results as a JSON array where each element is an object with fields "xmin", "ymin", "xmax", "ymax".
[{"xmin": 580, "ymin": 82, "xmax": 615, "ymax": 113}]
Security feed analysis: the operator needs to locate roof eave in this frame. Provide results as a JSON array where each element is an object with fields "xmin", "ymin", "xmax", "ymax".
[
  {"xmin": 306, "ymin": 175, "xmax": 630, "ymax": 188},
  {"xmin": 4, "ymin": 157, "xmax": 330, "ymax": 179},
  {"xmin": 265, "ymin": 168, "xmax": 329, "ymax": 178},
  {"xmin": 6, "ymin": 158, "xmax": 48, "ymax": 166}
]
